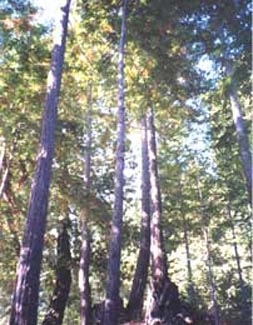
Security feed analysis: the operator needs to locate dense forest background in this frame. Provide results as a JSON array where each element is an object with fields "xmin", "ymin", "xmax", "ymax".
[{"xmin": 0, "ymin": 0, "xmax": 251, "ymax": 324}]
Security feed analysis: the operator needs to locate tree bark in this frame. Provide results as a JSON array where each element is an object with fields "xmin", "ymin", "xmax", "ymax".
[
  {"xmin": 147, "ymin": 108, "xmax": 167, "ymax": 287},
  {"xmin": 42, "ymin": 221, "xmax": 71, "ymax": 325},
  {"xmin": 103, "ymin": 1, "xmax": 127, "ymax": 324},
  {"xmin": 10, "ymin": 1, "xmax": 71, "ymax": 323},
  {"xmin": 225, "ymin": 63, "xmax": 252, "ymax": 205},
  {"xmin": 79, "ymin": 209, "xmax": 91, "ymax": 325},
  {"xmin": 79, "ymin": 82, "xmax": 92, "ymax": 325},
  {"xmin": 145, "ymin": 109, "xmax": 183, "ymax": 324},
  {"xmin": 127, "ymin": 116, "xmax": 151, "ymax": 320}
]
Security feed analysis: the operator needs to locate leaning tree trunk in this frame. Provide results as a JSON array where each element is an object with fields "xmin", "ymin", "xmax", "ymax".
[
  {"xmin": 127, "ymin": 116, "xmax": 151, "ymax": 320},
  {"xmin": 42, "ymin": 221, "xmax": 71, "ymax": 325},
  {"xmin": 79, "ymin": 82, "xmax": 92, "ymax": 325},
  {"xmin": 196, "ymin": 170, "xmax": 220, "ymax": 325},
  {"xmin": 145, "ymin": 108, "xmax": 182, "ymax": 325},
  {"xmin": 103, "ymin": 1, "xmax": 127, "ymax": 324},
  {"xmin": 225, "ymin": 63, "xmax": 252, "ymax": 205},
  {"xmin": 10, "ymin": 1, "xmax": 71, "ymax": 324}
]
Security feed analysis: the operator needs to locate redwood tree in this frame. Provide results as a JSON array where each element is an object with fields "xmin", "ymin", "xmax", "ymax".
[
  {"xmin": 146, "ymin": 108, "xmax": 168, "ymax": 317},
  {"xmin": 10, "ymin": 1, "xmax": 71, "ymax": 323},
  {"xmin": 127, "ymin": 116, "xmax": 151, "ymax": 320},
  {"xmin": 103, "ymin": 0, "xmax": 127, "ymax": 324},
  {"xmin": 145, "ymin": 108, "xmax": 183, "ymax": 324}
]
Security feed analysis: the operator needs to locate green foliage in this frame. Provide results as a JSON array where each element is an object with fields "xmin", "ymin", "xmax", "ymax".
[{"xmin": 0, "ymin": 0, "xmax": 251, "ymax": 324}]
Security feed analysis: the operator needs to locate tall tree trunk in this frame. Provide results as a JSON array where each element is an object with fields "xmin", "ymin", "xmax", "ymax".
[
  {"xmin": 225, "ymin": 63, "xmax": 252, "ymax": 205},
  {"xmin": 42, "ymin": 221, "xmax": 71, "ymax": 325},
  {"xmin": 196, "ymin": 170, "xmax": 220, "ymax": 325},
  {"xmin": 127, "ymin": 116, "xmax": 151, "ymax": 320},
  {"xmin": 10, "ymin": 1, "xmax": 71, "ymax": 323},
  {"xmin": 226, "ymin": 205, "xmax": 249, "ymax": 318},
  {"xmin": 147, "ymin": 108, "xmax": 167, "ymax": 288},
  {"xmin": 103, "ymin": 1, "xmax": 127, "ymax": 324},
  {"xmin": 79, "ymin": 82, "xmax": 92, "ymax": 325},
  {"xmin": 145, "ymin": 109, "xmax": 183, "ymax": 324}
]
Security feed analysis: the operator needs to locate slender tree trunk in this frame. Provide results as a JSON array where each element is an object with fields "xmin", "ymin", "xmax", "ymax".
[
  {"xmin": 225, "ymin": 63, "xmax": 252, "ymax": 205},
  {"xmin": 226, "ymin": 205, "xmax": 249, "ymax": 317},
  {"xmin": 196, "ymin": 171, "xmax": 220, "ymax": 325},
  {"xmin": 0, "ymin": 134, "xmax": 21, "ymax": 254},
  {"xmin": 182, "ymin": 213, "xmax": 195, "ymax": 301},
  {"xmin": 0, "ymin": 128, "xmax": 19, "ymax": 199},
  {"xmin": 42, "ymin": 221, "xmax": 71, "ymax": 325},
  {"xmin": 79, "ymin": 209, "xmax": 91, "ymax": 325},
  {"xmin": 176, "ymin": 169, "xmax": 196, "ymax": 303},
  {"xmin": 103, "ymin": 1, "xmax": 127, "ymax": 324},
  {"xmin": 127, "ymin": 116, "xmax": 151, "ymax": 320},
  {"xmin": 79, "ymin": 83, "xmax": 92, "ymax": 325},
  {"xmin": 0, "ymin": 139, "xmax": 5, "ymax": 174},
  {"xmin": 10, "ymin": 1, "xmax": 71, "ymax": 323}
]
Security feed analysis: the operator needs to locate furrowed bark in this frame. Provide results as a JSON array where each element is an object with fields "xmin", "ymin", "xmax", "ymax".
[
  {"xmin": 147, "ymin": 108, "xmax": 167, "ymax": 286},
  {"xmin": 127, "ymin": 116, "xmax": 151, "ymax": 320},
  {"xmin": 103, "ymin": 1, "xmax": 127, "ymax": 324},
  {"xmin": 145, "ymin": 110, "xmax": 190, "ymax": 324},
  {"xmin": 10, "ymin": 1, "xmax": 71, "ymax": 323},
  {"xmin": 146, "ymin": 108, "xmax": 179, "ymax": 324}
]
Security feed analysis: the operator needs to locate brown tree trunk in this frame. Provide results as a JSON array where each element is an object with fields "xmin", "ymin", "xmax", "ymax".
[
  {"xmin": 10, "ymin": 1, "xmax": 71, "ymax": 323},
  {"xmin": 79, "ymin": 82, "xmax": 92, "ymax": 325},
  {"xmin": 42, "ymin": 221, "xmax": 71, "ymax": 325},
  {"xmin": 147, "ymin": 108, "xmax": 167, "ymax": 286},
  {"xmin": 145, "ymin": 108, "xmax": 183, "ymax": 324},
  {"xmin": 127, "ymin": 116, "xmax": 151, "ymax": 320},
  {"xmin": 103, "ymin": 1, "xmax": 127, "ymax": 324}
]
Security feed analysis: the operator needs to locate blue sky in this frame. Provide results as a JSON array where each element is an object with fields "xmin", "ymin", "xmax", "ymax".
[{"xmin": 33, "ymin": 0, "xmax": 61, "ymax": 24}]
